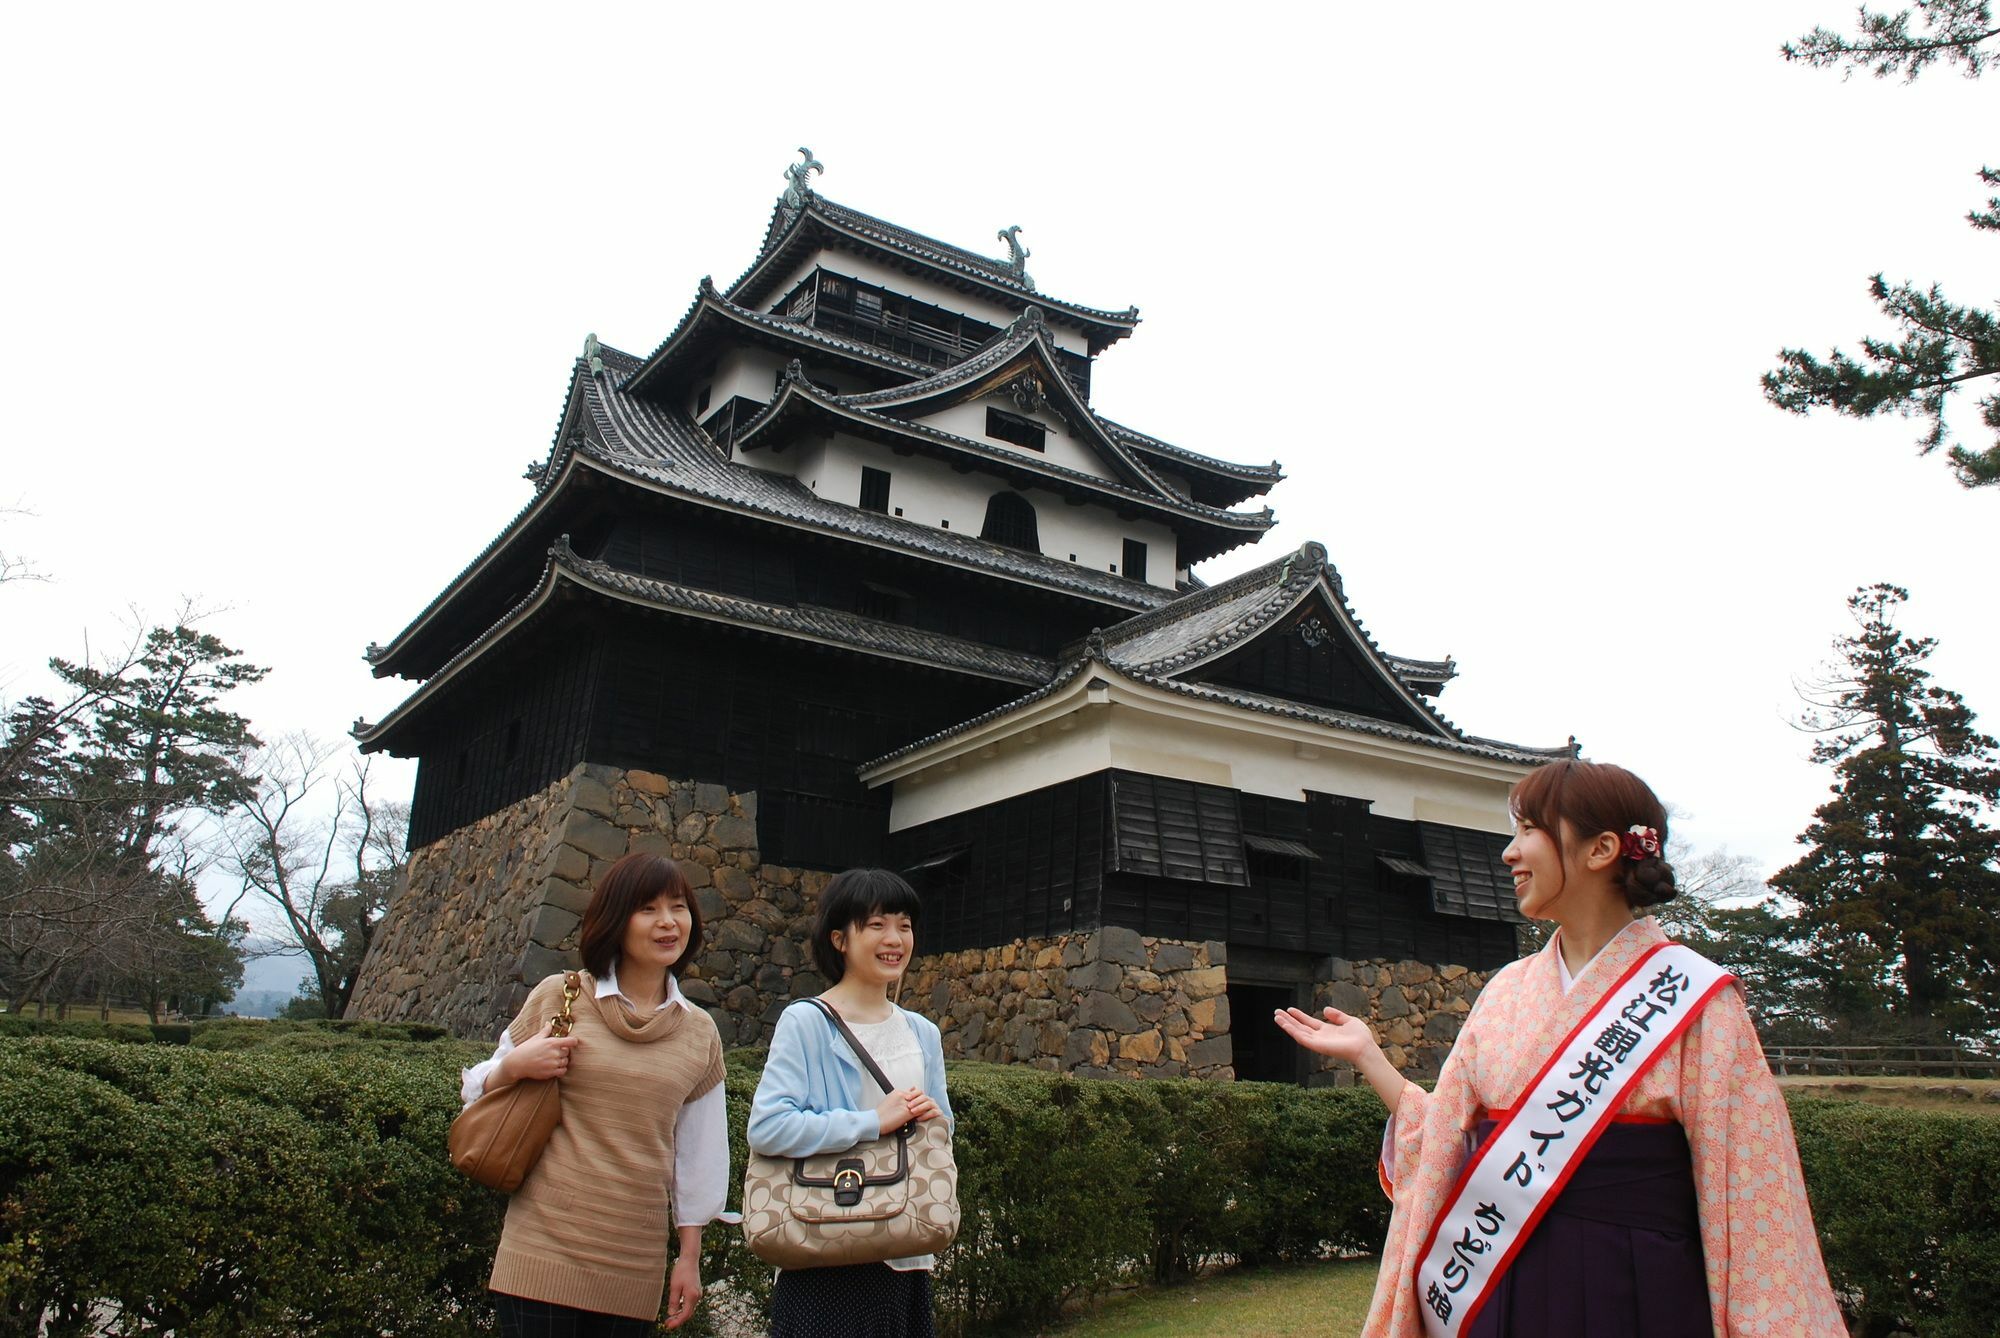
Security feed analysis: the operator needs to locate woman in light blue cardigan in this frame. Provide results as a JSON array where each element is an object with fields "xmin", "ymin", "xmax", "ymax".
[{"xmin": 748, "ymin": 869, "xmax": 953, "ymax": 1338}]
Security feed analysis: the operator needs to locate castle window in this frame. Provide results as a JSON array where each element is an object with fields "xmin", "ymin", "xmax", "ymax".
[
  {"xmin": 980, "ymin": 491, "xmax": 1040, "ymax": 552},
  {"xmin": 1123, "ymin": 538, "xmax": 1148, "ymax": 583},
  {"xmin": 695, "ymin": 384, "xmax": 711, "ymax": 416},
  {"xmin": 856, "ymin": 581, "xmax": 906, "ymax": 622},
  {"xmin": 859, "ymin": 467, "xmax": 891, "ymax": 514},
  {"xmin": 986, "ymin": 407, "xmax": 1046, "ymax": 452}
]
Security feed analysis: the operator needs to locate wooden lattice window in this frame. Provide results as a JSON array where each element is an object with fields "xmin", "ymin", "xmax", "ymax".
[{"xmin": 980, "ymin": 491, "xmax": 1040, "ymax": 552}]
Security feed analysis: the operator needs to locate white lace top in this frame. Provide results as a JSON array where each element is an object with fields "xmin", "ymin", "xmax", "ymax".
[{"xmin": 844, "ymin": 1011, "xmax": 924, "ymax": 1103}]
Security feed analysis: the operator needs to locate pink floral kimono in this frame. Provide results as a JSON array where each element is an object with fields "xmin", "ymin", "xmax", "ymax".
[{"xmin": 1366, "ymin": 918, "xmax": 1846, "ymax": 1337}]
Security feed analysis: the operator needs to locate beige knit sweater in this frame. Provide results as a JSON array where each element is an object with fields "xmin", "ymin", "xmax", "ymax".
[{"xmin": 489, "ymin": 971, "xmax": 726, "ymax": 1320}]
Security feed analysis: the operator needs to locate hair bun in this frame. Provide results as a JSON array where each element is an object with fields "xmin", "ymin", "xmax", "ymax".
[{"xmin": 1626, "ymin": 856, "xmax": 1679, "ymax": 908}]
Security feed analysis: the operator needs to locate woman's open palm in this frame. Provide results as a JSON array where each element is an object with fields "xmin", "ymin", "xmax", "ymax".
[{"xmin": 1273, "ymin": 1006, "xmax": 1376, "ymax": 1063}]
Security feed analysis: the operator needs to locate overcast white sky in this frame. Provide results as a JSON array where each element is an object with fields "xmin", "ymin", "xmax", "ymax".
[{"xmin": 3, "ymin": 3, "xmax": 1993, "ymax": 928}]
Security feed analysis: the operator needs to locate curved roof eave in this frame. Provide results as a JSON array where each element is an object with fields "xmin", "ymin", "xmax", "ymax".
[{"xmin": 725, "ymin": 196, "xmax": 1139, "ymax": 347}]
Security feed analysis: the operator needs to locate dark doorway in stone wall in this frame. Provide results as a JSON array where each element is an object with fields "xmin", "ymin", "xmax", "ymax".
[{"xmin": 1227, "ymin": 982, "xmax": 1302, "ymax": 1084}]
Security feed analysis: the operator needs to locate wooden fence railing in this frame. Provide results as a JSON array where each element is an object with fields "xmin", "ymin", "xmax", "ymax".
[{"xmin": 1765, "ymin": 1044, "xmax": 2000, "ymax": 1079}]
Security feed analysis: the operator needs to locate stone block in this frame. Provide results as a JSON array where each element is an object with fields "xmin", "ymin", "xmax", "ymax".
[
  {"xmin": 711, "ymin": 816, "xmax": 758, "ymax": 852},
  {"xmin": 538, "ymin": 878, "xmax": 593, "ymax": 917},
  {"xmin": 1152, "ymin": 942, "xmax": 1196, "ymax": 972},
  {"xmin": 755, "ymin": 963, "xmax": 788, "ymax": 993},
  {"xmin": 1098, "ymin": 925, "xmax": 1147, "ymax": 966},
  {"xmin": 694, "ymin": 782, "xmax": 729, "ymax": 812},
  {"xmin": 563, "ymin": 813, "xmax": 628, "ymax": 861},
  {"xmin": 735, "ymin": 792, "xmax": 758, "ymax": 822},
  {"xmin": 1185, "ymin": 1035, "xmax": 1234, "ymax": 1070},
  {"xmin": 1189, "ymin": 994, "xmax": 1230, "ymax": 1034},
  {"xmin": 1392, "ymin": 961, "xmax": 1435, "ymax": 986},
  {"xmin": 679, "ymin": 978, "xmax": 719, "ymax": 1005},
  {"xmin": 1132, "ymin": 993, "xmax": 1167, "ymax": 1024},
  {"xmin": 1182, "ymin": 966, "xmax": 1227, "ymax": 1001},
  {"xmin": 517, "ymin": 943, "xmax": 575, "ymax": 984},
  {"xmin": 1118, "ymin": 1030, "xmax": 1164, "ymax": 1063},
  {"xmin": 613, "ymin": 833, "xmax": 665, "ymax": 864},
  {"xmin": 961, "ymin": 1013, "xmax": 987, "ymax": 1048},
  {"xmin": 1061, "ymin": 939, "xmax": 1090, "ymax": 968},
  {"xmin": 694, "ymin": 888, "xmax": 727, "ymax": 923},
  {"xmin": 628, "ymin": 769, "xmax": 671, "ymax": 797},
  {"xmin": 1440, "ymin": 963, "xmax": 1468, "ymax": 982},
  {"xmin": 675, "ymin": 814, "xmax": 709, "ymax": 845},
  {"xmin": 1077, "ymin": 991, "xmax": 1139, "ymax": 1032},
  {"xmin": 1384, "ymin": 1017, "xmax": 1416, "ymax": 1046},
  {"xmin": 570, "ymin": 774, "xmax": 617, "ymax": 819},
  {"xmin": 677, "ymin": 859, "xmax": 713, "ymax": 889},
  {"xmin": 1424, "ymin": 1013, "xmax": 1462, "ymax": 1043},
  {"xmin": 1324, "ymin": 981, "xmax": 1370, "ymax": 1016},
  {"xmin": 1128, "ymin": 969, "xmax": 1163, "ymax": 994},
  {"xmin": 714, "ymin": 865, "xmax": 757, "ymax": 899},
  {"xmin": 549, "ymin": 844, "xmax": 591, "ymax": 883},
  {"xmin": 712, "ymin": 919, "xmax": 768, "ymax": 954},
  {"xmin": 1201, "ymin": 940, "xmax": 1228, "ymax": 967},
  {"xmin": 1065, "ymin": 960, "xmax": 1123, "ymax": 994},
  {"xmin": 1378, "ymin": 985, "xmax": 1412, "ymax": 1020},
  {"xmin": 1062, "ymin": 1029, "xmax": 1110, "ymax": 1069}
]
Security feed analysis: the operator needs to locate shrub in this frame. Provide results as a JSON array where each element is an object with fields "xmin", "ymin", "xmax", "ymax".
[
  {"xmin": 0, "ymin": 1037, "xmax": 1990, "ymax": 1337},
  {"xmin": 1788, "ymin": 1097, "xmax": 2000, "ymax": 1338}
]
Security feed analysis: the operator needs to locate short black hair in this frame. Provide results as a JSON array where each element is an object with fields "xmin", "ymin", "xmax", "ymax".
[{"xmin": 812, "ymin": 868, "xmax": 922, "ymax": 983}]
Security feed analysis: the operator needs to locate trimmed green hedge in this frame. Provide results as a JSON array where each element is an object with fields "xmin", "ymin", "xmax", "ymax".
[{"xmin": 0, "ymin": 1036, "xmax": 1990, "ymax": 1336}]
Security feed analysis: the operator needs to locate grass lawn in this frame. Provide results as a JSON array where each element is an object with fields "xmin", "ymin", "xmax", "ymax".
[
  {"xmin": 1778, "ymin": 1074, "xmax": 2000, "ymax": 1117},
  {"xmin": 1043, "ymin": 1259, "xmax": 1379, "ymax": 1337}
]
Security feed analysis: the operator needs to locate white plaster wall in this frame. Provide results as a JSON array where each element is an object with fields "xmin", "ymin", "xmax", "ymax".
[
  {"xmin": 702, "ymin": 346, "xmax": 787, "ymax": 415},
  {"xmin": 756, "ymin": 254, "xmax": 1093, "ymax": 356},
  {"xmin": 885, "ymin": 699, "xmax": 1519, "ymax": 834},
  {"xmin": 920, "ymin": 396, "xmax": 1116, "ymax": 482},
  {"xmin": 774, "ymin": 434, "xmax": 1176, "ymax": 585}
]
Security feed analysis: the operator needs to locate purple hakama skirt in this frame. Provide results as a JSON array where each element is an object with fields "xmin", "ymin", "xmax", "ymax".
[{"xmin": 1465, "ymin": 1119, "xmax": 1713, "ymax": 1338}]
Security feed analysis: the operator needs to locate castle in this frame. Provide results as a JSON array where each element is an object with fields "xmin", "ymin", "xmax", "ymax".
[{"xmin": 347, "ymin": 155, "xmax": 1567, "ymax": 1082}]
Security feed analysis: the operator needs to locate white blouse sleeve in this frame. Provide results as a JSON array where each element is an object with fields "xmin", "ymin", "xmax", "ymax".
[
  {"xmin": 672, "ymin": 1079, "xmax": 735, "ymax": 1227},
  {"xmin": 459, "ymin": 1029, "xmax": 514, "ymax": 1107}
]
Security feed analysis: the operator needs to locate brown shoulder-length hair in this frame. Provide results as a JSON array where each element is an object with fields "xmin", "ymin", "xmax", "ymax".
[
  {"xmin": 578, "ymin": 852, "xmax": 703, "ymax": 979},
  {"xmin": 1508, "ymin": 760, "xmax": 1679, "ymax": 909}
]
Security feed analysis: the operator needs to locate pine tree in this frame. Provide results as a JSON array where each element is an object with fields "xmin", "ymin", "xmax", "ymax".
[
  {"xmin": 1767, "ymin": 6, "xmax": 2000, "ymax": 486},
  {"xmin": 1771, "ymin": 584, "xmax": 2000, "ymax": 1039}
]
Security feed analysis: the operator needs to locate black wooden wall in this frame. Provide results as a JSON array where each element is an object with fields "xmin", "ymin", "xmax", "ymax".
[
  {"xmin": 595, "ymin": 509, "xmax": 1094, "ymax": 659},
  {"xmin": 405, "ymin": 624, "xmax": 602, "ymax": 848},
  {"xmin": 887, "ymin": 770, "xmax": 1521, "ymax": 969}
]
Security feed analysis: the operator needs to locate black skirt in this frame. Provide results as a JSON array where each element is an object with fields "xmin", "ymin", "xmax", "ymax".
[
  {"xmin": 769, "ymin": 1263, "xmax": 936, "ymax": 1338},
  {"xmin": 1466, "ymin": 1120, "xmax": 1712, "ymax": 1337}
]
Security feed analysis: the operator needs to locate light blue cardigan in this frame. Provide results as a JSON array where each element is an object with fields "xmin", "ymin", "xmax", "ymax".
[{"xmin": 747, "ymin": 999, "xmax": 954, "ymax": 1158}]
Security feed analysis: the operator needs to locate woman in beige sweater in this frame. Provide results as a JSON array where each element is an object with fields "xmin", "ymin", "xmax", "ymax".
[{"xmin": 461, "ymin": 852, "xmax": 730, "ymax": 1335}]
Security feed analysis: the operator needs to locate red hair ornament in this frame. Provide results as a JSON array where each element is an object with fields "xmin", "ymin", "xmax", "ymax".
[{"xmin": 1620, "ymin": 825, "xmax": 1663, "ymax": 861}]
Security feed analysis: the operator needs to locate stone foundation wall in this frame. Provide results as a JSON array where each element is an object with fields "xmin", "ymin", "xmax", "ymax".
[
  {"xmin": 1307, "ymin": 959, "xmax": 1492, "ymax": 1083},
  {"xmin": 347, "ymin": 762, "xmax": 826, "ymax": 1045},
  {"xmin": 906, "ymin": 926, "xmax": 1234, "ymax": 1080},
  {"xmin": 350, "ymin": 761, "xmax": 1495, "ymax": 1082}
]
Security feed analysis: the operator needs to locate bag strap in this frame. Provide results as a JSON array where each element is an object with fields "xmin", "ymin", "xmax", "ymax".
[
  {"xmin": 549, "ymin": 971, "xmax": 582, "ymax": 1038},
  {"xmin": 804, "ymin": 997, "xmax": 899, "ymax": 1095}
]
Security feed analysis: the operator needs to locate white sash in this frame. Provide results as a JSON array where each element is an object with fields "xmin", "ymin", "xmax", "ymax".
[{"xmin": 1414, "ymin": 942, "xmax": 1734, "ymax": 1338}]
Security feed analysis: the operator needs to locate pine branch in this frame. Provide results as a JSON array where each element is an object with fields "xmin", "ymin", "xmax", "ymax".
[{"xmin": 1783, "ymin": 3, "xmax": 1998, "ymax": 79}]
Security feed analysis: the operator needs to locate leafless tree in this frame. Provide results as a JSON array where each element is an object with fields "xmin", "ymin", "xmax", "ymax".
[{"xmin": 219, "ymin": 736, "xmax": 408, "ymax": 1017}]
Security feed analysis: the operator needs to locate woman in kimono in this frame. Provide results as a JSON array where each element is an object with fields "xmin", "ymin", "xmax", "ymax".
[{"xmin": 1276, "ymin": 759, "xmax": 1844, "ymax": 1337}]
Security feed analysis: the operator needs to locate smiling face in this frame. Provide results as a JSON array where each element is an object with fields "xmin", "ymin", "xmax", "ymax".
[
  {"xmin": 620, "ymin": 892, "xmax": 693, "ymax": 974},
  {"xmin": 1502, "ymin": 816, "xmax": 1571, "ymax": 921},
  {"xmin": 831, "ymin": 910, "xmax": 915, "ymax": 989}
]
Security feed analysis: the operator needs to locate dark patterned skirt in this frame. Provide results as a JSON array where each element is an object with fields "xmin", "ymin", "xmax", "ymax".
[
  {"xmin": 769, "ymin": 1263, "xmax": 936, "ymax": 1338},
  {"xmin": 1467, "ymin": 1120, "xmax": 1713, "ymax": 1338}
]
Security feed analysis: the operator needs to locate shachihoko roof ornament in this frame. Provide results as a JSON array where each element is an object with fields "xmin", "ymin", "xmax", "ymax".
[
  {"xmin": 781, "ymin": 147, "xmax": 823, "ymax": 217},
  {"xmin": 997, "ymin": 225, "xmax": 1035, "ymax": 291}
]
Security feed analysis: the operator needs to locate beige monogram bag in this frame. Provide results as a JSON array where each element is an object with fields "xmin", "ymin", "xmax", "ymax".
[{"xmin": 741, "ymin": 1000, "xmax": 959, "ymax": 1269}]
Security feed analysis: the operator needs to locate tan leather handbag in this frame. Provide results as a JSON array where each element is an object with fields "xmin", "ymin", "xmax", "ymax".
[
  {"xmin": 741, "ymin": 999, "xmax": 959, "ymax": 1269},
  {"xmin": 448, "ymin": 972, "xmax": 580, "ymax": 1193}
]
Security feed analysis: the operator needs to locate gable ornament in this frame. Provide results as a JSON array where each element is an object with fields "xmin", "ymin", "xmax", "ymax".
[
  {"xmin": 1297, "ymin": 617, "xmax": 1330, "ymax": 649},
  {"xmin": 782, "ymin": 147, "xmax": 824, "ymax": 215},
  {"xmin": 997, "ymin": 225, "xmax": 1036, "ymax": 291}
]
